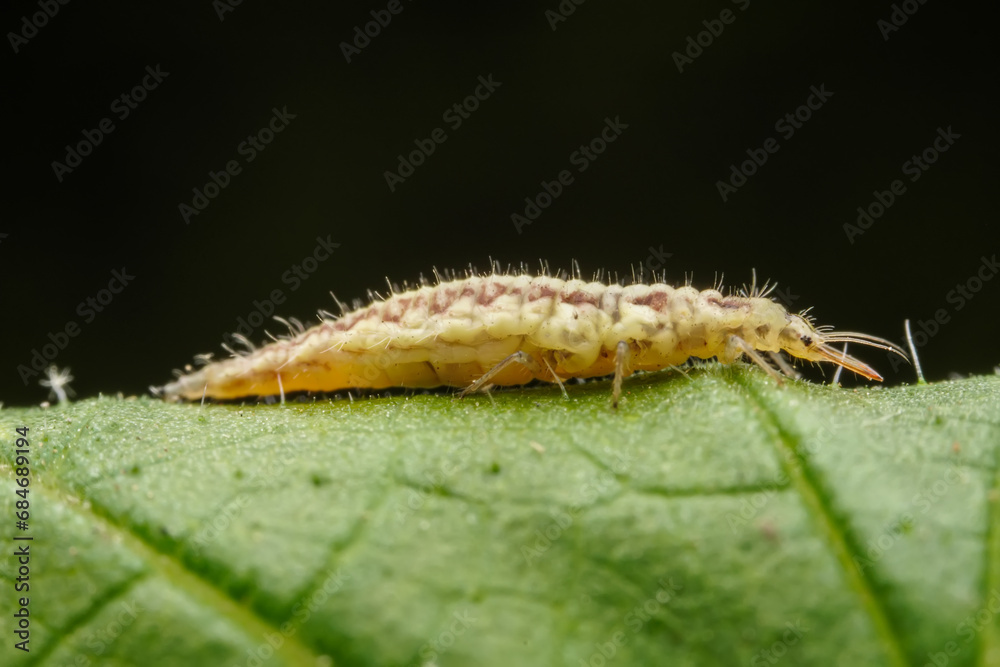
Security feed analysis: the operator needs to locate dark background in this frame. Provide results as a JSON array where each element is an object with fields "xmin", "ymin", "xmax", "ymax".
[{"xmin": 3, "ymin": 0, "xmax": 997, "ymax": 406}]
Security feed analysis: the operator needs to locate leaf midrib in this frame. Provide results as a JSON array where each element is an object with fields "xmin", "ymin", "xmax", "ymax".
[{"xmin": 730, "ymin": 372, "xmax": 910, "ymax": 667}]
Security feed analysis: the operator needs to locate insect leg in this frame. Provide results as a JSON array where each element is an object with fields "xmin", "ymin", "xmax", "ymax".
[
  {"xmin": 458, "ymin": 351, "xmax": 544, "ymax": 398},
  {"xmin": 726, "ymin": 334, "xmax": 783, "ymax": 384},
  {"xmin": 539, "ymin": 356, "xmax": 569, "ymax": 398},
  {"xmin": 766, "ymin": 351, "xmax": 801, "ymax": 380},
  {"xmin": 612, "ymin": 340, "xmax": 631, "ymax": 409}
]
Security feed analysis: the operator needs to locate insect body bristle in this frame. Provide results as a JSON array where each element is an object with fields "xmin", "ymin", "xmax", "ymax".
[{"xmin": 193, "ymin": 353, "xmax": 214, "ymax": 367}]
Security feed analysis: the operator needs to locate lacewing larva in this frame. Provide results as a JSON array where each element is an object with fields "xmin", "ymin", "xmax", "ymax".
[{"xmin": 155, "ymin": 265, "xmax": 907, "ymax": 406}]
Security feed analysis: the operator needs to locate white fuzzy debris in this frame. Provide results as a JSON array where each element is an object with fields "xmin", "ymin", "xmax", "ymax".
[{"xmin": 40, "ymin": 365, "xmax": 75, "ymax": 405}]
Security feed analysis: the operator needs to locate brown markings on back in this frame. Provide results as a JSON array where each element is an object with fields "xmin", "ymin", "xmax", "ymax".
[
  {"xmin": 719, "ymin": 296, "xmax": 746, "ymax": 310},
  {"xmin": 528, "ymin": 284, "xmax": 558, "ymax": 301},
  {"xmin": 562, "ymin": 290, "xmax": 600, "ymax": 307},
  {"xmin": 478, "ymin": 280, "xmax": 509, "ymax": 307},
  {"xmin": 342, "ymin": 306, "xmax": 379, "ymax": 331},
  {"xmin": 631, "ymin": 290, "xmax": 669, "ymax": 310},
  {"xmin": 429, "ymin": 288, "xmax": 460, "ymax": 315},
  {"xmin": 380, "ymin": 297, "xmax": 411, "ymax": 324}
]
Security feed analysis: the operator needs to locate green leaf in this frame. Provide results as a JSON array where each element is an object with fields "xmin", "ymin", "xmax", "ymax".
[{"xmin": 2, "ymin": 365, "xmax": 999, "ymax": 666}]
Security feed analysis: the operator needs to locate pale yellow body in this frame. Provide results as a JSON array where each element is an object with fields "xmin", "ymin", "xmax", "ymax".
[{"xmin": 159, "ymin": 273, "xmax": 898, "ymax": 402}]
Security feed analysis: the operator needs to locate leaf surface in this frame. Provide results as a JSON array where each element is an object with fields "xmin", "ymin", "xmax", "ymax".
[{"xmin": 2, "ymin": 365, "xmax": 999, "ymax": 666}]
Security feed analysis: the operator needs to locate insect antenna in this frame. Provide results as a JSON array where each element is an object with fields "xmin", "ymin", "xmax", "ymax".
[
  {"xmin": 808, "ymin": 330, "xmax": 910, "ymax": 382},
  {"xmin": 818, "ymin": 331, "xmax": 910, "ymax": 362}
]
